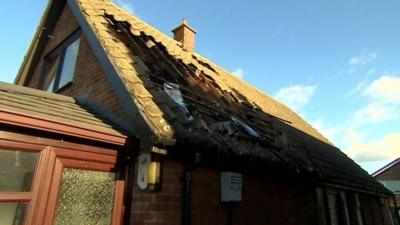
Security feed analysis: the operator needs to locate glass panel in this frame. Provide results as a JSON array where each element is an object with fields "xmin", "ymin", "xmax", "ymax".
[
  {"xmin": 58, "ymin": 38, "xmax": 80, "ymax": 88},
  {"xmin": 54, "ymin": 168, "xmax": 116, "ymax": 225},
  {"xmin": 44, "ymin": 56, "xmax": 60, "ymax": 92},
  {"xmin": 328, "ymin": 193, "xmax": 338, "ymax": 225},
  {"xmin": 0, "ymin": 149, "xmax": 38, "ymax": 192},
  {"xmin": 0, "ymin": 202, "xmax": 27, "ymax": 225}
]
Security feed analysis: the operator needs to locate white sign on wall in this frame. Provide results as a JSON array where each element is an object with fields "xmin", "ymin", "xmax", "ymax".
[{"xmin": 137, "ymin": 153, "xmax": 151, "ymax": 190}]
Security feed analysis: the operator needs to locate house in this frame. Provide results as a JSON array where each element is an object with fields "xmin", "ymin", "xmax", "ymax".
[
  {"xmin": 373, "ymin": 158, "xmax": 400, "ymax": 224},
  {"xmin": 0, "ymin": 0, "xmax": 396, "ymax": 224}
]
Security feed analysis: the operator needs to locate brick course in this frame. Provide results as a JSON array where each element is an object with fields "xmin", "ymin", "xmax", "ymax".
[
  {"xmin": 130, "ymin": 160, "xmax": 184, "ymax": 225},
  {"xmin": 130, "ymin": 159, "xmax": 394, "ymax": 225},
  {"xmin": 130, "ymin": 160, "xmax": 320, "ymax": 225}
]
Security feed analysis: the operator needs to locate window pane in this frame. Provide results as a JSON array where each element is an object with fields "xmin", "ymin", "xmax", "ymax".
[
  {"xmin": 0, "ymin": 202, "xmax": 27, "ymax": 225},
  {"xmin": 0, "ymin": 149, "xmax": 38, "ymax": 192},
  {"xmin": 54, "ymin": 168, "xmax": 116, "ymax": 225},
  {"xmin": 328, "ymin": 193, "xmax": 338, "ymax": 225},
  {"xmin": 58, "ymin": 38, "xmax": 80, "ymax": 88},
  {"xmin": 47, "ymin": 76, "xmax": 56, "ymax": 92},
  {"xmin": 44, "ymin": 56, "xmax": 60, "ymax": 92}
]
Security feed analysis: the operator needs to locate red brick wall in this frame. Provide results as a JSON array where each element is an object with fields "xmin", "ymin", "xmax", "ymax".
[
  {"xmin": 130, "ymin": 160, "xmax": 184, "ymax": 225},
  {"xmin": 58, "ymin": 35, "xmax": 127, "ymax": 119},
  {"xmin": 234, "ymin": 175, "xmax": 318, "ymax": 225},
  {"xmin": 130, "ymin": 159, "xmax": 394, "ymax": 225},
  {"xmin": 375, "ymin": 163, "xmax": 400, "ymax": 180},
  {"xmin": 26, "ymin": 4, "xmax": 128, "ymax": 121},
  {"xmin": 191, "ymin": 166, "xmax": 227, "ymax": 225},
  {"xmin": 28, "ymin": 4, "xmax": 80, "ymax": 87},
  {"xmin": 130, "ymin": 160, "xmax": 320, "ymax": 225}
]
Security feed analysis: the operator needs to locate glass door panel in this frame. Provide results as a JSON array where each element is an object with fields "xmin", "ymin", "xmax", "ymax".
[
  {"xmin": 0, "ymin": 149, "xmax": 38, "ymax": 192},
  {"xmin": 0, "ymin": 148, "xmax": 39, "ymax": 225},
  {"xmin": 54, "ymin": 168, "xmax": 116, "ymax": 225},
  {"xmin": 0, "ymin": 202, "xmax": 27, "ymax": 225}
]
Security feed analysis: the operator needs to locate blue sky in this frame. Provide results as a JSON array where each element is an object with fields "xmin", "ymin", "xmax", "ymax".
[{"xmin": 1, "ymin": 0, "xmax": 399, "ymax": 173}]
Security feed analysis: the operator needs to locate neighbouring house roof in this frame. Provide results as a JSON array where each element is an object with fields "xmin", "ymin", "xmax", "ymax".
[
  {"xmin": 15, "ymin": 0, "xmax": 391, "ymax": 195},
  {"xmin": 372, "ymin": 158, "xmax": 400, "ymax": 177},
  {"xmin": 379, "ymin": 180, "xmax": 400, "ymax": 194},
  {"xmin": 0, "ymin": 81, "xmax": 127, "ymax": 145}
]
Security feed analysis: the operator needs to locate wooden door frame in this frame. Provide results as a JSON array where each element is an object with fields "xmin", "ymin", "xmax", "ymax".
[
  {"xmin": 39, "ymin": 146, "xmax": 123, "ymax": 225},
  {"xmin": 0, "ymin": 128, "xmax": 129, "ymax": 225},
  {"xmin": 0, "ymin": 140, "xmax": 47, "ymax": 225}
]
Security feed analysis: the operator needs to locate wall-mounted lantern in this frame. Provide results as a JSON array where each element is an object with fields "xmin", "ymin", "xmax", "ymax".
[
  {"xmin": 137, "ymin": 147, "xmax": 166, "ymax": 191},
  {"xmin": 147, "ymin": 160, "xmax": 161, "ymax": 190}
]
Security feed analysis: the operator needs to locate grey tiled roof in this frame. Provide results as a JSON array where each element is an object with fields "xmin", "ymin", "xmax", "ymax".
[{"xmin": 0, "ymin": 81, "xmax": 126, "ymax": 137}]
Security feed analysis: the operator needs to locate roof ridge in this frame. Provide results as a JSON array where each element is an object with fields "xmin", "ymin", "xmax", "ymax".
[
  {"xmin": 372, "ymin": 157, "xmax": 400, "ymax": 177},
  {"xmin": 107, "ymin": 1, "xmax": 184, "ymax": 48},
  {"xmin": 0, "ymin": 81, "xmax": 75, "ymax": 103}
]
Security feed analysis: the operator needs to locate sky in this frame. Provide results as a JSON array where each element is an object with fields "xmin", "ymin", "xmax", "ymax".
[{"xmin": 1, "ymin": 0, "xmax": 399, "ymax": 174}]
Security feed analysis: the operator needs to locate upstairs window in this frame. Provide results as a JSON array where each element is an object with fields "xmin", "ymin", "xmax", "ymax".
[{"xmin": 42, "ymin": 32, "xmax": 81, "ymax": 92}]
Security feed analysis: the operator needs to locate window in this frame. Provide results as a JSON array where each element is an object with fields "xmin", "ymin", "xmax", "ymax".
[
  {"xmin": 42, "ymin": 32, "xmax": 81, "ymax": 92},
  {"xmin": 354, "ymin": 194, "xmax": 364, "ymax": 225},
  {"xmin": 316, "ymin": 187, "xmax": 328, "ymax": 225},
  {"xmin": 0, "ymin": 149, "xmax": 39, "ymax": 225},
  {"xmin": 322, "ymin": 189, "xmax": 360, "ymax": 225},
  {"xmin": 327, "ymin": 191, "xmax": 339, "ymax": 225}
]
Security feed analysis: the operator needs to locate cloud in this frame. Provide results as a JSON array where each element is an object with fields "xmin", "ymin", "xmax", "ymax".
[
  {"xmin": 352, "ymin": 102, "xmax": 398, "ymax": 126},
  {"xmin": 113, "ymin": 0, "xmax": 134, "ymax": 13},
  {"xmin": 345, "ymin": 69, "xmax": 375, "ymax": 98},
  {"xmin": 311, "ymin": 74, "xmax": 400, "ymax": 168},
  {"xmin": 274, "ymin": 84, "xmax": 317, "ymax": 111},
  {"xmin": 231, "ymin": 68, "xmax": 244, "ymax": 79},
  {"xmin": 345, "ymin": 79, "xmax": 368, "ymax": 98},
  {"xmin": 341, "ymin": 75, "xmax": 400, "ymax": 127},
  {"xmin": 364, "ymin": 75, "xmax": 400, "ymax": 103},
  {"xmin": 350, "ymin": 75, "xmax": 400, "ymax": 126},
  {"xmin": 311, "ymin": 118, "xmax": 341, "ymax": 142},
  {"xmin": 344, "ymin": 132, "xmax": 400, "ymax": 162},
  {"xmin": 349, "ymin": 52, "xmax": 377, "ymax": 66}
]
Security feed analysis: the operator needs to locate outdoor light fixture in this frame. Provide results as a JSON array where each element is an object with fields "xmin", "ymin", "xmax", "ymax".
[
  {"xmin": 147, "ymin": 161, "xmax": 161, "ymax": 190},
  {"xmin": 137, "ymin": 147, "xmax": 166, "ymax": 191}
]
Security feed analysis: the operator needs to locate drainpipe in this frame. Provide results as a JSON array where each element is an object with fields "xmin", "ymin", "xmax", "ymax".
[
  {"xmin": 182, "ymin": 168, "xmax": 192, "ymax": 225},
  {"xmin": 182, "ymin": 152, "xmax": 202, "ymax": 225}
]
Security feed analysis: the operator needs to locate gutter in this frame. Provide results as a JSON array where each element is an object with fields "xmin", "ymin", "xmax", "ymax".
[{"xmin": 0, "ymin": 108, "xmax": 128, "ymax": 146}]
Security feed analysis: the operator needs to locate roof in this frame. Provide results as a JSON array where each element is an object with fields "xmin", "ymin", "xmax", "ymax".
[
  {"xmin": 73, "ymin": 0, "xmax": 330, "ymax": 145},
  {"xmin": 0, "ymin": 81, "xmax": 127, "ymax": 144},
  {"xmin": 15, "ymin": 0, "xmax": 391, "ymax": 194},
  {"xmin": 69, "ymin": 0, "xmax": 390, "ymax": 194},
  {"xmin": 372, "ymin": 158, "xmax": 400, "ymax": 177},
  {"xmin": 379, "ymin": 180, "xmax": 400, "ymax": 194}
]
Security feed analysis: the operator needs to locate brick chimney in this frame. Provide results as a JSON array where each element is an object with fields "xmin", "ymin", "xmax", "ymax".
[{"xmin": 172, "ymin": 19, "xmax": 197, "ymax": 52}]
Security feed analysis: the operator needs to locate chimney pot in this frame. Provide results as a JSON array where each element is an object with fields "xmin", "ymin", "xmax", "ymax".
[{"xmin": 172, "ymin": 18, "xmax": 196, "ymax": 52}]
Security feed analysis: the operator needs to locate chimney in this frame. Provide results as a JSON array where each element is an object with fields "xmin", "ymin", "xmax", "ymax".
[{"xmin": 172, "ymin": 19, "xmax": 197, "ymax": 52}]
